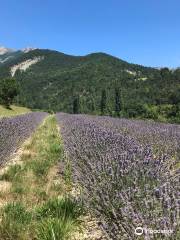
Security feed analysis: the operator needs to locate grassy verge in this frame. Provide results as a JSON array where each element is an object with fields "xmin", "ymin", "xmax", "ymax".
[
  {"xmin": 0, "ymin": 115, "xmax": 83, "ymax": 240},
  {"xmin": 0, "ymin": 105, "xmax": 31, "ymax": 118}
]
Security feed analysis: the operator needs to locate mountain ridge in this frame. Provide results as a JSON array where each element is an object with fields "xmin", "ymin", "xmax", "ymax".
[
  {"xmin": 0, "ymin": 46, "xmax": 37, "ymax": 64},
  {"xmin": 0, "ymin": 46, "xmax": 173, "ymax": 69},
  {"xmin": 0, "ymin": 47, "xmax": 179, "ymax": 122}
]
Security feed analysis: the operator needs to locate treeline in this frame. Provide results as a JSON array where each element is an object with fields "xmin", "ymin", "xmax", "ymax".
[{"xmin": 71, "ymin": 83, "xmax": 180, "ymax": 123}]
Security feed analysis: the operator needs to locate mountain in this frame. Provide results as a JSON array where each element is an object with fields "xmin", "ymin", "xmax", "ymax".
[
  {"xmin": 0, "ymin": 48, "xmax": 179, "ymax": 122},
  {"xmin": 0, "ymin": 47, "xmax": 22, "ymax": 65},
  {"xmin": 0, "ymin": 46, "xmax": 37, "ymax": 65},
  {"xmin": 0, "ymin": 47, "xmax": 15, "ymax": 63},
  {"xmin": 0, "ymin": 46, "xmax": 13, "ymax": 55}
]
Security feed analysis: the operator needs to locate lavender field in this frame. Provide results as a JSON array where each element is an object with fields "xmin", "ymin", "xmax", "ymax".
[
  {"xmin": 0, "ymin": 112, "xmax": 48, "ymax": 166},
  {"xmin": 56, "ymin": 113, "xmax": 180, "ymax": 240}
]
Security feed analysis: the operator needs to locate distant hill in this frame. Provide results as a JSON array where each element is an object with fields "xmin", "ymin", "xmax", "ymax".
[{"xmin": 0, "ymin": 48, "xmax": 179, "ymax": 122}]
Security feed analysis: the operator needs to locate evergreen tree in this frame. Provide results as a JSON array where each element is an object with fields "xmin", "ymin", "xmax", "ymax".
[
  {"xmin": 90, "ymin": 97, "xmax": 95, "ymax": 112},
  {"xmin": 73, "ymin": 96, "xmax": 80, "ymax": 114},
  {"xmin": 100, "ymin": 89, "xmax": 107, "ymax": 115},
  {"xmin": 115, "ymin": 88, "xmax": 121, "ymax": 116}
]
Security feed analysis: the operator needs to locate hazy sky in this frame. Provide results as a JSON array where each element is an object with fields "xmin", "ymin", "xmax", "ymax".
[{"xmin": 1, "ymin": 0, "xmax": 180, "ymax": 67}]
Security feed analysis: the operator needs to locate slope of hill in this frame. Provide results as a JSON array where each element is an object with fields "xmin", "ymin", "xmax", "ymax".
[
  {"xmin": 0, "ymin": 105, "xmax": 31, "ymax": 118},
  {"xmin": 0, "ymin": 48, "xmax": 179, "ymax": 122}
]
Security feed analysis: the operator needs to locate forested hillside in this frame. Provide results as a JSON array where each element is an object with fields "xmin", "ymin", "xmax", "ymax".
[{"xmin": 0, "ymin": 49, "xmax": 179, "ymax": 122}]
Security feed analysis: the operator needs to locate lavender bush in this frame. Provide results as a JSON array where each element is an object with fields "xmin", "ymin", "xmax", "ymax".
[
  {"xmin": 56, "ymin": 113, "xmax": 180, "ymax": 240},
  {"xmin": 0, "ymin": 112, "xmax": 48, "ymax": 166}
]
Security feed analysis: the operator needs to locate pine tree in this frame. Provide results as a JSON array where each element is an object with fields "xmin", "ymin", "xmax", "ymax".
[
  {"xmin": 115, "ymin": 88, "xmax": 121, "ymax": 116},
  {"xmin": 73, "ymin": 96, "xmax": 80, "ymax": 114},
  {"xmin": 100, "ymin": 89, "xmax": 107, "ymax": 115}
]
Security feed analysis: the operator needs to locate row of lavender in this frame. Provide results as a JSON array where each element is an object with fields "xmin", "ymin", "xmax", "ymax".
[
  {"xmin": 0, "ymin": 112, "xmax": 48, "ymax": 166},
  {"xmin": 56, "ymin": 113, "xmax": 180, "ymax": 240},
  {"xmin": 87, "ymin": 116, "xmax": 180, "ymax": 163}
]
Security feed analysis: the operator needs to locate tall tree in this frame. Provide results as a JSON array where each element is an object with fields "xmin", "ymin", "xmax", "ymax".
[
  {"xmin": 115, "ymin": 88, "xmax": 121, "ymax": 116},
  {"xmin": 100, "ymin": 89, "xmax": 107, "ymax": 115},
  {"xmin": 0, "ymin": 78, "xmax": 19, "ymax": 108},
  {"xmin": 73, "ymin": 96, "xmax": 80, "ymax": 114}
]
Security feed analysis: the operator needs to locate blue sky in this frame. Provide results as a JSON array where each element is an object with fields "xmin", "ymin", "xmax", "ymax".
[{"xmin": 1, "ymin": 0, "xmax": 180, "ymax": 67}]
